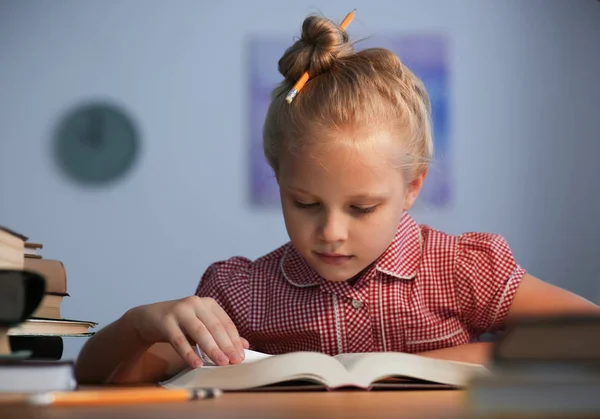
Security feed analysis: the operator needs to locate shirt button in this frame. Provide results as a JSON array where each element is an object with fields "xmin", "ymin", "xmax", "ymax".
[{"xmin": 351, "ymin": 299, "xmax": 363, "ymax": 309}]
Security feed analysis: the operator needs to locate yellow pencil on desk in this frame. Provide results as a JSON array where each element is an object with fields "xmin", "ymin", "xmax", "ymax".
[{"xmin": 27, "ymin": 387, "xmax": 222, "ymax": 406}]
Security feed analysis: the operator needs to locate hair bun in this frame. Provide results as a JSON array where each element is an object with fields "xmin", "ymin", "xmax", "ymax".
[{"xmin": 278, "ymin": 15, "xmax": 354, "ymax": 82}]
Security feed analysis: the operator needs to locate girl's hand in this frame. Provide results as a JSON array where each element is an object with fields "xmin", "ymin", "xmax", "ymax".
[{"xmin": 129, "ymin": 296, "xmax": 249, "ymax": 368}]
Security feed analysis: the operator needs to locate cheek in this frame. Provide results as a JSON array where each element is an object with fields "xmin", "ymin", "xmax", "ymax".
[
  {"xmin": 355, "ymin": 206, "xmax": 403, "ymax": 245},
  {"xmin": 281, "ymin": 204, "xmax": 311, "ymax": 242}
]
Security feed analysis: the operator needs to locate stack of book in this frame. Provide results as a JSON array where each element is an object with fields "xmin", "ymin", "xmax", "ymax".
[
  {"xmin": 1, "ymin": 225, "xmax": 96, "ymax": 392},
  {"xmin": 467, "ymin": 315, "xmax": 600, "ymax": 417}
]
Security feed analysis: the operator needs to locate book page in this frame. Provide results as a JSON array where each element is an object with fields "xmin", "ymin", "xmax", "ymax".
[
  {"xmin": 242, "ymin": 349, "xmax": 273, "ymax": 363},
  {"xmin": 196, "ymin": 347, "xmax": 272, "ymax": 366},
  {"xmin": 161, "ymin": 351, "xmax": 356, "ymax": 391},
  {"xmin": 333, "ymin": 352, "xmax": 488, "ymax": 388}
]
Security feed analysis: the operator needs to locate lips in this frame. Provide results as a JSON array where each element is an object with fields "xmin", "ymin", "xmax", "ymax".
[{"xmin": 314, "ymin": 251, "xmax": 353, "ymax": 265}]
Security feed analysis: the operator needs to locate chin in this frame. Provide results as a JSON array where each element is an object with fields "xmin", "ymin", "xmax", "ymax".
[
  {"xmin": 302, "ymin": 252, "xmax": 363, "ymax": 282},
  {"xmin": 314, "ymin": 265, "xmax": 361, "ymax": 283}
]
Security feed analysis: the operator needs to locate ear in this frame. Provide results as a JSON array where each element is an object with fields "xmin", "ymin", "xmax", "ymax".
[{"xmin": 403, "ymin": 170, "xmax": 427, "ymax": 211}]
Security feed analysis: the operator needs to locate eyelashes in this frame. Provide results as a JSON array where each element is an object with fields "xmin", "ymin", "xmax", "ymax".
[
  {"xmin": 293, "ymin": 201, "xmax": 318, "ymax": 209},
  {"xmin": 354, "ymin": 205, "xmax": 377, "ymax": 214},
  {"xmin": 293, "ymin": 201, "xmax": 379, "ymax": 215}
]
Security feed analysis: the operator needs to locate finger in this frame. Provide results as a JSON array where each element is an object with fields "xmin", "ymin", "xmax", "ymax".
[
  {"xmin": 180, "ymin": 313, "xmax": 235, "ymax": 366},
  {"xmin": 196, "ymin": 307, "xmax": 243, "ymax": 365},
  {"xmin": 164, "ymin": 317, "xmax": 203, "ymax": 368},
  {"xmin": 197, "ymin": 309, "xmax": 243, "ymax": 364},
  {"xmin": 211, "ymin": 304, "xmax": 245, "ymax": 362},
  {"xmin": 241, "ymin": 337, "xmax": 250, "ymax": 349}
]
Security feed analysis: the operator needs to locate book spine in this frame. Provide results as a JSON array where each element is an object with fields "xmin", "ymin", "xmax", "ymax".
[
  {"xmin": 23, "ymin": 259, "xmax": 67, "ymax": 294},
  {"xmin": 9, "ymin": 336, "xmax": 64, "ymax": 360}
]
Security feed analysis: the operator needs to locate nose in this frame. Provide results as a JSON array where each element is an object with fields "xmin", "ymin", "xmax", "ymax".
[{"xmin": 318, "ymin": 211, "xmax": 348, "ymax": 244}]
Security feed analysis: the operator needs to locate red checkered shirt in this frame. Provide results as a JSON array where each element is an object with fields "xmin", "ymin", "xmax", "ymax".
[{"xmin": 195, "ymin": 212, "xmax": 525, "ymax": 355}]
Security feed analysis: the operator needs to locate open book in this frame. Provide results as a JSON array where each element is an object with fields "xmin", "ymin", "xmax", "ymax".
[{"xmin": 160, "ymin": 350, "xmax": 488, "ymax": 391}]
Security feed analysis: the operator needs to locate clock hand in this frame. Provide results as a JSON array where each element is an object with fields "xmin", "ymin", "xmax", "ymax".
[{"xmin": 85, "ymin": 110, "xmax": 104, "ymax": 149}]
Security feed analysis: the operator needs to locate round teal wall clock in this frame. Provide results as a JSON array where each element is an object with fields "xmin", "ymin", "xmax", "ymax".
[{"xmin": 53, "ymin": 102, "xmax": 140, "ymax": 185}]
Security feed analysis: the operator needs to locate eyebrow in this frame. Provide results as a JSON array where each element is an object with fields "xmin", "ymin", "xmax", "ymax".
[{"xmin": 287, "ymin": 186, "xmax": 388, "ymax": 202}]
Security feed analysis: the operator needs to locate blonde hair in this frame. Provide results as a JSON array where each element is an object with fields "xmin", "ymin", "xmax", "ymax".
[{"xmin": 263, "ymin": 14, "xmax": 433, "ymax": 181}]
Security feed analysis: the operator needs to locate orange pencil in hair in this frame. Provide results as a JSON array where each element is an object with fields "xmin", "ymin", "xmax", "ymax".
[
  {"xmin": 339, "ymin": 9, "xmax": 356, "ymax": 29},
  {"xmin": 285, "ymin": 9, "xmax": 356, "ymax": 104},
  {"xmin": 27, "ymin": 387, "xmax": 221, "ymax": 407}
]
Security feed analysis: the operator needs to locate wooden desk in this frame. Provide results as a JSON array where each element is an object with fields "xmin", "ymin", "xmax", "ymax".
[{"xmin": 0, "ymin": 390, "xmax": 464, "ymax": 419}]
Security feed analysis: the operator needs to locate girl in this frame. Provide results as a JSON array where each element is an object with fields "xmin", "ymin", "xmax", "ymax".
[{"xmin": 75, "ymin": 12, "xmax": 599, "ymax": 384}]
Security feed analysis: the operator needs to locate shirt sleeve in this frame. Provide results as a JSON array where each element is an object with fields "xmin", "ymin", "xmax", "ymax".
[
  {"xmin": 195, "ymin": 256, "xmax": 252, "ymax": 338},
  {"xmin": 455, "ymin": 232, "xmax": 526, "ymax": 334}
]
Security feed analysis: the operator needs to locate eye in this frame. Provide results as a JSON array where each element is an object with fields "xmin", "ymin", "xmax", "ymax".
[
  {"xmin": 294, "ymin": 201, "xmax": 319, "ymax": 209},
  {"xmin": 351, "ymin": 205, "xmax": 378, "ymax": 215}
]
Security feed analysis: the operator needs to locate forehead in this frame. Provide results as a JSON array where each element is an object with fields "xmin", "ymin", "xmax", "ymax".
[{"xmin": 279, "ymin": 131, "xmax": 404, "ymax": 195}]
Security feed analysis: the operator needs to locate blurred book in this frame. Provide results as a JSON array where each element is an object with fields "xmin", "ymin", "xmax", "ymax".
[
  {"xmin": 9, "ymin": 336, "xmax": 63, "ymax": 361},
  {"xmin": 23, "ymin": 256, "xmax": 67, "ymax": 295},
  {"xmin": 24, "ymin": 250, "xmax": 69, "ymax": 320},
  {"xmin": 0, "ymin": 360, "xmax": 76, "ymax": 393},
  {"xmin": 8, "ymin": 318, "xmax": 96, "ymax": 337},
  {"xmin": 1, "ymin": 226, "xmax": 97, "ymax": 363},
  {"xmin": 467, "ymin": 315, "xmax": 600, "ymax": 417},
  {"xmin": 0, "ymin": 269, "xmax": 46, "ymax": 356},
  {"xmin": 24, "ymin": 242, "xmax": 43, "ymax": 259},
  {"xmin": 468, "ymin": 367, "xmax": 600, "ymax": 417},
  {"xmin": 3, "ymin": 230, "xmax": 70, "ymax": 321},
  {"xmin": 0, "ymin": 227, "xmax": 90, "ymax": 395},
  {"xmin": 0, "ymin": 226, "xmax": 27, "ymax": 270},
  {"xmin": 31, "ymin": 293, "xmax": 68, "ymax": 319}
]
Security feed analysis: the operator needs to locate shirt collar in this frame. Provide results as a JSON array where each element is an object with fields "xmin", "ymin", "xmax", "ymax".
[
  {"xmin": 374, "ymin": 211, "xmax": 423, "ymax": 280},
  {"xmin": 280, "ymin": 212, "xmax": 423, "ymax": 288},
  {"xmin": 279, "ymin": 243, "xmax": 324, "ymax": 288}
]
